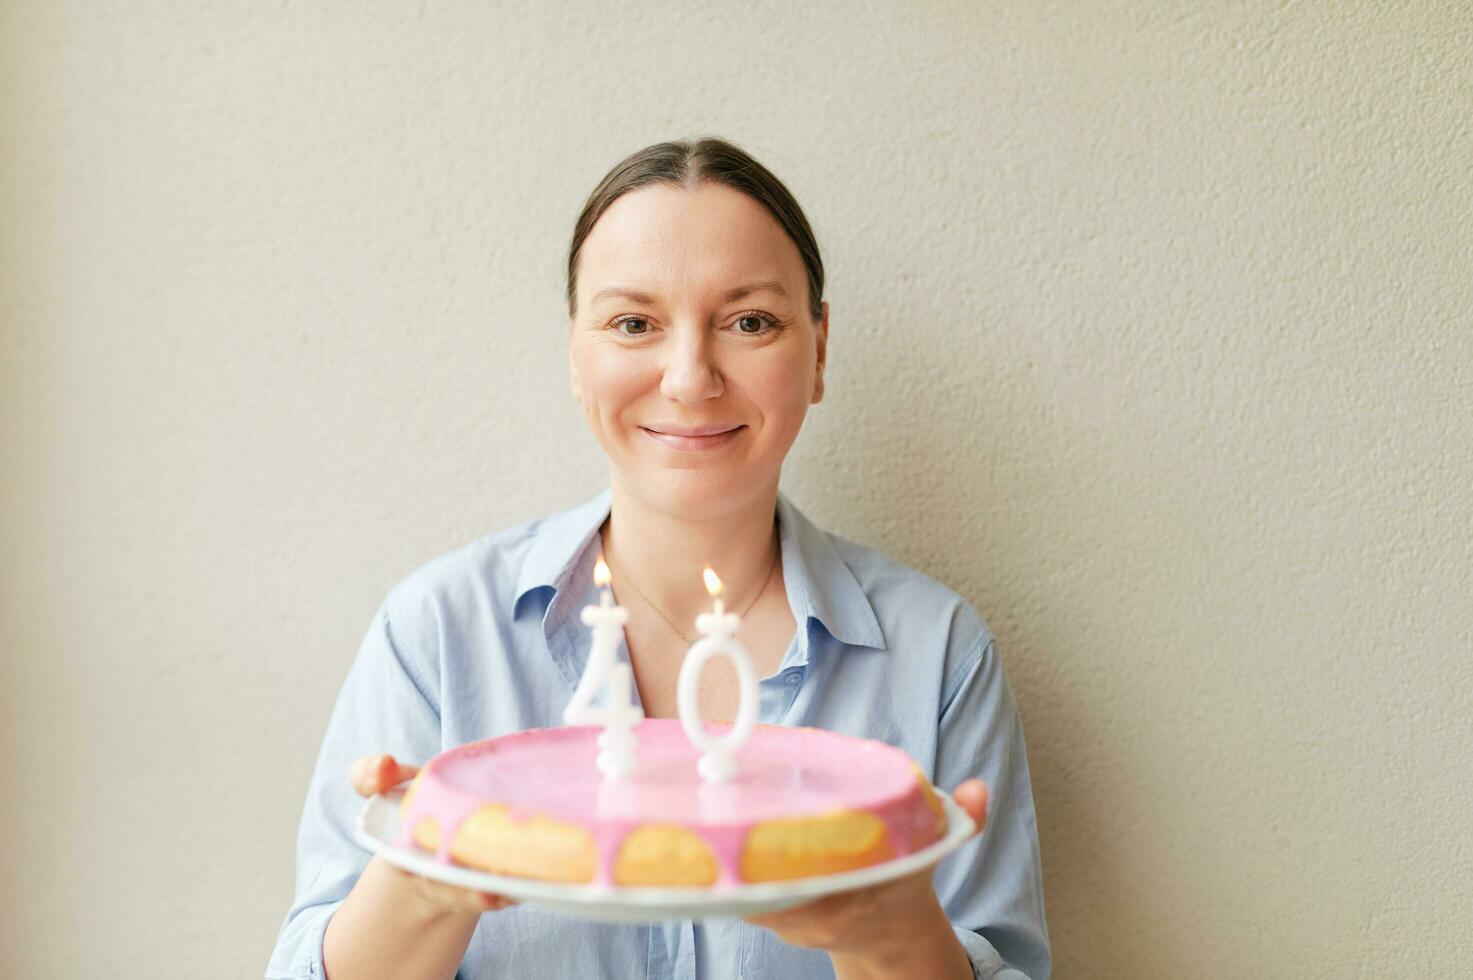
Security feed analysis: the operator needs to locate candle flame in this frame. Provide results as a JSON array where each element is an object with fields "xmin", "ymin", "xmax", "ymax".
[
  {"xmin": 594, "ymin": 557, "xmax": 611, "ymax": 588},
  {"xmin": 702, "ymin": 566, "xmax": 724, "ymax": 597}
]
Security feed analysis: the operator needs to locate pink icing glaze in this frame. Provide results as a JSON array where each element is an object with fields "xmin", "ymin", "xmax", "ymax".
[{"xmin": 395, "ymin": 719, "xmax": 940, "ymax": 890}]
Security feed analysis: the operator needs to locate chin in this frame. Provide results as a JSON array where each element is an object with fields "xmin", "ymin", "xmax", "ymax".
[{"xmin": 621, "ymin": 466, "xmax": 774, "ymax": 520}]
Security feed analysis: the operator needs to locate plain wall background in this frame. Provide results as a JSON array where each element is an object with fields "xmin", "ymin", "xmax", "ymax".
[{"xmin": 2, "ymin": 2, "xmax": 1469, "ymax": 977}]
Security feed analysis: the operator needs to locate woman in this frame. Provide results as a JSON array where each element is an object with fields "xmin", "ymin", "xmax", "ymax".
[{"xmin": 267, "ymin": 138, "xmax": 1050, "ymax": 980}]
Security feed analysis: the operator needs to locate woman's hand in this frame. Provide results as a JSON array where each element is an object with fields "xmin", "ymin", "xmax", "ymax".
[
  {"xmin": 349, "ymin": 753, "xmax": 517, "ymax": 916},
  {"xmin": 742, "ymin": 779, "xmax": 989, "ymax": 979}
]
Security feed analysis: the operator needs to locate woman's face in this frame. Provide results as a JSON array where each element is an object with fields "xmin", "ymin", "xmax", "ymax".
[{"xmin": 569, "ymin": 181, "xmax": 828, "ymax": 519}]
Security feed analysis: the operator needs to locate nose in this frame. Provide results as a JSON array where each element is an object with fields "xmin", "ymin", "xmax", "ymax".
[{"xmin": 659, "ymin": 329, "xmax": 723, "ymax": 405}]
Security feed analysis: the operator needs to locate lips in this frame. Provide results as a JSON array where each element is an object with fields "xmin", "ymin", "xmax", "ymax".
[{"xmin": 640, "ymin": 424, "xmax": 745, "ymax": 452}]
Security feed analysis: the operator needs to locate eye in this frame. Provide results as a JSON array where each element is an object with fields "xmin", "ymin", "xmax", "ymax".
[
  {"xmin": 611, "ymin": 316, "xmax": 651, "ymax": 337},
  {"xmin": 733, "ymin": 312, "xmax": 780, "ymax": 335}
]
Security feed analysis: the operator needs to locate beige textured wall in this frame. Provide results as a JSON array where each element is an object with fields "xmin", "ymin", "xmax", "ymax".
[{"xmin": 2, "ymin": 2, "xmax": 1469, "ymax": 977}]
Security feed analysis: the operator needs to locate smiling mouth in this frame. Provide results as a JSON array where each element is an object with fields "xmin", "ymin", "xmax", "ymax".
[{"xmin": 640, "ymin": 425, "xmax": 746, "ymax": 451}]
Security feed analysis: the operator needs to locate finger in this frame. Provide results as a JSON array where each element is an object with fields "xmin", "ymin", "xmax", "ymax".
[
  {"xmin": 387, "ymin": 862, "xmax": 513, "ymax": 913},
  {"xmin": 350, "ymin": 755, "xmax": 397, "ymax": 796},
  {"xmin": 349, "ymin": 755, "xmax": 377, "ymax": 796},
  {"xmin": 350, "ymin": 754, "xmax": 421, "ymax": 797},
  {"xmin": 951, "ymin": 779, "xmax": 990, "ymax": 835},
  {"xmin": 415, "ymin": 874, "xmax": 514, "ymax": 913},
  {"xmin": 744, "ymin": 895, "xmax": 822, "ymax": 928},
  {"xmin": 382, "ymin": 759, "xmax": 420, "ymax": 790},
  {"xmin": 417, "ymin": 877, "xmax": 480, "ymax": 913}
]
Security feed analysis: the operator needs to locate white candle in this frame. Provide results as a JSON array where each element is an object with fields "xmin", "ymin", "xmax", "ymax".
[
  {"xmin": 564, "ymin": 558, "xmax": 643, "ymax": 780},
  {"xmin": 676, "ymin": 566, "xmax": 759, "ymax": 783}
]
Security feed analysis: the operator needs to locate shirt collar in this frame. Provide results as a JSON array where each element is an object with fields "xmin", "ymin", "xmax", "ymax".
[
  {"xmin": 773, "ymin": 491, "xmax": 886, "ymax": 651},
  {"xmin": 514, "ymin": 487, "xmax": 886, "ymax": 652}
]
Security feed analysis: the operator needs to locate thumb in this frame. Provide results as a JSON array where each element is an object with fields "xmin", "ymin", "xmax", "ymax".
[
  {"xmin": 351, "ymin": 754, "xmax": 421, "ymax": 797},
  {"xmin": 951, "ymin": 779, "xmax": 989, "ymax": 836}
]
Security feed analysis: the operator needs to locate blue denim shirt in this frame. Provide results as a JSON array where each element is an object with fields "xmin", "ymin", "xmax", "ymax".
[{"xmin": 267, "ymin": 488, "xmax": 1050, "ymax": 979}]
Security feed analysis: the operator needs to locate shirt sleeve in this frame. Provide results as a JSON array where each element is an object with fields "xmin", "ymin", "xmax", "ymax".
[
  {"xmin": 931, "ymin": 634, "xmax": 1052, "ymax": 980},
  {"xmin": 265, "ymin": 598, "xmax": 445, "ymax": 980}
]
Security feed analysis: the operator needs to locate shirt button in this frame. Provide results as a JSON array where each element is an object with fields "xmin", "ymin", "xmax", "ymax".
[{"xmin": 785, "ymin": 671, "xmax": 802, "ymax": 686}]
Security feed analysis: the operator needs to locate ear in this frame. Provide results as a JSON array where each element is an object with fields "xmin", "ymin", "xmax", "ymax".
[{"xmin": 811, "ymin": 300, "xmax": 829, "ymax": 404}]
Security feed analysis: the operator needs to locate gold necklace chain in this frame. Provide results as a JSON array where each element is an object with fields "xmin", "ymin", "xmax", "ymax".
[{"xmin": 610, "ymin": 543, "xmax": 780, "ymax": 645}]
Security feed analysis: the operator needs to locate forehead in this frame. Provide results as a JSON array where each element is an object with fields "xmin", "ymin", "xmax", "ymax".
[{"xmin": 578, "ymin": 182, "xmax": 804, "ymax": 302}]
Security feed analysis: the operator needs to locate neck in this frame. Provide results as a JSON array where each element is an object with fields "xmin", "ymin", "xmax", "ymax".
[{"xmin": 600, "ymin": 475, "xmax": 780, "ymax": 629}]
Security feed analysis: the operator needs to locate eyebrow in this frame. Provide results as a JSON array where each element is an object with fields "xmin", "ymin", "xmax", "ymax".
[{"xmin": 590, "ymin": 280, "xmax": 790, "ymax": 306}]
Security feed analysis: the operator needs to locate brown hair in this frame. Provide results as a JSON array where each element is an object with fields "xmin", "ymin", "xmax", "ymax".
[{"xmin": 565, "ymin": 137, "xmax": 825, "ymax": 324}]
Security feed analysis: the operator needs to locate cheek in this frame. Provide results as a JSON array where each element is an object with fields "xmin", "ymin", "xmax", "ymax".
[
  {"xmin": 575, "ymin": 350, "xmax": 655, "ymax": 422},
  {"xmin": 747, "ymin": 351, "xmax": 816, "ymax": 423}
]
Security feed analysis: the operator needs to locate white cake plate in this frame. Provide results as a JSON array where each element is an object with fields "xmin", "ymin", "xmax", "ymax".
[{"xmin": 354, "ymin": 787, "xmax": 978, "ymax": 923}]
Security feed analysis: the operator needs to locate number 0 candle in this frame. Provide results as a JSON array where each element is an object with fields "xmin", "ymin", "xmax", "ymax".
[{"xmin": 676, "ymin": 566, "xmax": 759, "ymax": 783}]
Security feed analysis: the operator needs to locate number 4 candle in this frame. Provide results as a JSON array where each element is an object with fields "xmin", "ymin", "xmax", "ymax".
[{"xmin": 563, "ymin": 558, "xmax": 644, "ymax": 780}]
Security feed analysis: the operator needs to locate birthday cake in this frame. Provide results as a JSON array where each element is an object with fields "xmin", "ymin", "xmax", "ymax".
[{"xmin": 396, "ymin": 718, "xmax": 948, "ymax": 888}]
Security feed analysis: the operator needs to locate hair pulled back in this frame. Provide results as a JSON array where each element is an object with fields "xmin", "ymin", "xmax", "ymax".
[{"xmin": 566, "ymin": 137, "xmax": 825, "ymax": 324}]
